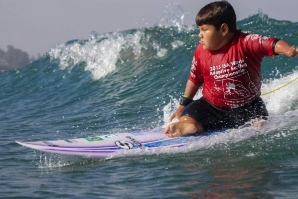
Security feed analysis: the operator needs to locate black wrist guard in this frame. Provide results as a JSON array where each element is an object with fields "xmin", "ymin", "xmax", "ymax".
[{"xmin": 179, "ymin": 95, "xmax": 193, "ymax": 106}]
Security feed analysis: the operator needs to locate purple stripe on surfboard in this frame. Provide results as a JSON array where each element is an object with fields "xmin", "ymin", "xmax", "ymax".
[
  {"xmin": 36, "ymin": 150, "xmax": 114, "ymax": 157},
  {"xmin": 42, "ymin": 149, "xmax": 116, "ymax": 153},
  {"xmin": 35, "ymin": 144, "xmax": 187, "ymax": 156}
]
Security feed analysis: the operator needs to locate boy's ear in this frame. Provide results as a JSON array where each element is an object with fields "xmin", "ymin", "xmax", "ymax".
[{"xmin": 220, "ymin": 23, "xmax": 229, "ymax": 36}]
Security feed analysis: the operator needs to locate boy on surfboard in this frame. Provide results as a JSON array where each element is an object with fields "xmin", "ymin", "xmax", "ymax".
[{"xmin": 165, "ymin": 1, "xmax": 298, "ymax": 137}]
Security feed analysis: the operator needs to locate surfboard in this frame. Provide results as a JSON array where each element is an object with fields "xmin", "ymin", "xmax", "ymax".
[{"xmin": 16, "ymin": 128, "xmax": 211, "ymax": 158}]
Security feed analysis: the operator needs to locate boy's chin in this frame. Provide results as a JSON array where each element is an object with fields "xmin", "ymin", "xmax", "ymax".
[
  {"xmin": 202, "ymin": 46, "xmax": 210, "ymax": 50},
  {"xmin": 203, "ymin": 45, "xmax": 218, "ymax": 51}
]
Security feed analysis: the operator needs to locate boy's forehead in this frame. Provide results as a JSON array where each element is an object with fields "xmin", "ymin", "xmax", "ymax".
[{"xmin": 198, "ymin": 24, "xmax": 216, "ymax": 28}]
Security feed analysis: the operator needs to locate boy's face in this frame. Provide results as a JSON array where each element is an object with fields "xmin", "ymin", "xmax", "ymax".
[{"xmin": 198, "ymin": 24, "xmax": 224, "ymax": 50}]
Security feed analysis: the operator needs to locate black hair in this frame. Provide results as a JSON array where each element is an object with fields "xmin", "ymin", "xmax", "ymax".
[{"xmin": 196, "ymin": 1, "xmax": 236, "ymax": 32}]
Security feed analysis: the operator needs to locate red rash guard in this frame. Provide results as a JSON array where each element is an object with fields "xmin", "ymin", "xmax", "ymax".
[{"xmin": 189, "ymin": 30, "xmax": 278, "ymax": 109}]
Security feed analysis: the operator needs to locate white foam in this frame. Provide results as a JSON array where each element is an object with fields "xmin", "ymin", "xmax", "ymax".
[
  {"xmin": 158, "ymin": 2, "xmax": 194, "ymax": 33},
  {"xmin": 37, "ymin": 152, "xmax": 74, "ymax": 169},
  {"xmin": 48, "ymin": 30, "xmax": 145, "ymax": 80},
  {"xmin": 171, "ymin": 40, "xmax": 184, "ymax": 50},
  {"xmin": 152, "ymin": 42, "xmax": 167, "ymax": 58},
  {"xmin": 47, "ymin": 3, "xmax": 194, "ymax": 81},
  {"xmin": 262, "ymin": 71, "xmax": 298, "ymax": 114}
]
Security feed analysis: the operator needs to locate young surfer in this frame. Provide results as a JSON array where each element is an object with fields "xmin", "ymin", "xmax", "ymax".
[{"xmin": 165, "ymin": 1, "xmax": 298, "ymax": 137}]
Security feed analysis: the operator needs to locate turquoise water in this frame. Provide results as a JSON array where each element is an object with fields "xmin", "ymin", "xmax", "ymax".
[{"xmin": 1, "ymin": 12, "xmax": 298, "ymax": 198}]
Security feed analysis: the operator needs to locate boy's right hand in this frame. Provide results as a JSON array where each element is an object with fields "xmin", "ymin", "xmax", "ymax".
[{"xmin": 169, "ymin": 105, "xmax": 185, "ymax": 122}]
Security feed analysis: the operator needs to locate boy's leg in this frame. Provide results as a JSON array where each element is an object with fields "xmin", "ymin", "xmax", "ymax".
[
  {"xmin": 164, "ymin": 97, "xmax": 226, "ymax": 137},
  {"xmin": 164, "ymin": 115, "xmax": 204, "ymax": 137},
  {"xmin": 235, "ymin": 97, "xmax": 268, "ymax": 129},
  {"xmin": 252, "ymin": 117, "xmax": 267, "ymax": 128}
]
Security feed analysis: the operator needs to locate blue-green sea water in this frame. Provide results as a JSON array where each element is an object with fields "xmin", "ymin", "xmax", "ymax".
[{"xmin": 1, "ymin": 12, "xmax": 298, "ymax": 198}]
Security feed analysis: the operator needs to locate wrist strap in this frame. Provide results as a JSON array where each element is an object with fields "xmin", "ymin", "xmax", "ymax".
[
  {"xmin": 181, "ymin": 95, "xmax": 192, "ymax": 100},
  {"xmin": 179, "ymin": 95, "xmax": 193, "ymax": 106}
]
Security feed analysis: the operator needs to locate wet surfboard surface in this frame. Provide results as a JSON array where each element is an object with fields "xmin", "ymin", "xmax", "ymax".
[{"xmin": 16, "ymin": 128, "xmax": 210, "ymax": 158}]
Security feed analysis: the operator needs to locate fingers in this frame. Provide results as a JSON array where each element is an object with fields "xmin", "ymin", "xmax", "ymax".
[
  {"xmin": 164, "ymin": 125, "xmax": 169, "ymax": 134},
  {"xmin": 164, "ymin": 123, "xmax": 182, "ymax": 137},
  {"xmin": 164, "ymin": 124, "xmax": 174, "ymax": 137},
  {"xmin": 164, "ymin": 125, "xmax": 170, "ymax": 136}
]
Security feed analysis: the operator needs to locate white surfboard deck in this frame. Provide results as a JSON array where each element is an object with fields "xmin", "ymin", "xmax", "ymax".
[{"xmin": 16, "ymin": 128, "xmax": 214, "ymax": 158}]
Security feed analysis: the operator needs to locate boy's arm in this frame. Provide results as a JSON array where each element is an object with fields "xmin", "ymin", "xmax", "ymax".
[
  {"xmin": 169, "ymin": 80, "xmax": 200, "ymax": 122},
  {"xmin": 183, "ymin": 80, "xmax": 200, "ymax": 99},
  {"xmin": 274, "ymin": 40, "xmax": 298, "ymax": 57}
]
